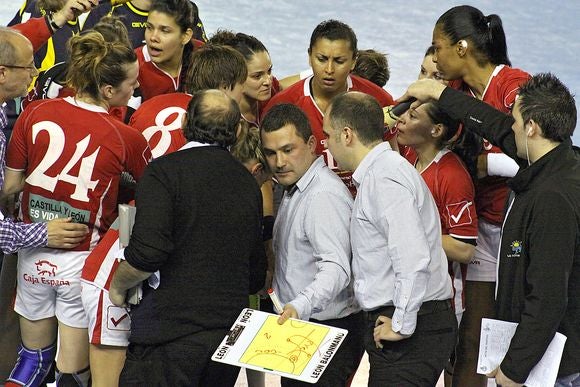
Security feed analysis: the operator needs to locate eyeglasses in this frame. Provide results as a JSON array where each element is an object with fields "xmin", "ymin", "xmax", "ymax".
[{"xmin": 0, "ymin": 64, "xmax": 37, "ymax": 73}]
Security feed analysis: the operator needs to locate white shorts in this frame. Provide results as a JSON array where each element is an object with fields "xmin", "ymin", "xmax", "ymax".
[
  {"xmin": 466, "ymin": 219, "xmax": 500, "ymax": 282},
  {"xmin": 15, "ymin": 247, "xmax": 88, "ymax": 328},
  {"xmin": 81, "ymin": 281, "xmax": 131, "ymax": 347}
]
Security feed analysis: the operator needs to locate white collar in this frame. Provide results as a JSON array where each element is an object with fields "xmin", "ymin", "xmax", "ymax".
[{"xmin": 179, "ymin": 141, "xmax": 217, "ymax": 151}]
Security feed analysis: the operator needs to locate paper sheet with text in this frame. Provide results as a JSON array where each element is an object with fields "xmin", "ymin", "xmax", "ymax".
[
  {"xmin": 211, "ymin": 308, "xmax": 348, "ymax": 384},
  {"xmin": 477, "ymin": 318, "xmax": 566, "ymax": 387}
]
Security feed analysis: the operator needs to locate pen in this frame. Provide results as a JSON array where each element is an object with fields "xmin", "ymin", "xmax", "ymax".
[{"xmin": 268, "ymin": 288, "xmax": 284, "ymax": 314}]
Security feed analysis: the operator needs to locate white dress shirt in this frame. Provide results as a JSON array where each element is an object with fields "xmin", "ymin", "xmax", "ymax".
[
  {"xmin": 351, "ymin": 142, "xmax": 452, "ymax": 335},
  {"xmin": 273, "ymin": 157, "xmax": 360, "ymax": 321}
]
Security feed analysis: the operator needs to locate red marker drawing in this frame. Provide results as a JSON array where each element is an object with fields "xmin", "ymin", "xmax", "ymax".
[{"xmin": 267, "ymin": 288, "xmax": 284, "ymax": 314}]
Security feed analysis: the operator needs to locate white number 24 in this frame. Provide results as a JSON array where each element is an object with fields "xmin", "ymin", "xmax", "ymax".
[{"xmin": 26, "ymin": 121, "xmax": 100, "ymax": 203}]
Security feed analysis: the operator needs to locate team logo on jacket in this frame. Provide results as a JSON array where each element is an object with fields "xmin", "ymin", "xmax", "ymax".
[
  {"xmin": 446, "ymin": 201, "xmax": 473, "ymax": 227},
  {"xmin": 508, "ymin": 240, "xmax": 523, "ymax": 258}
]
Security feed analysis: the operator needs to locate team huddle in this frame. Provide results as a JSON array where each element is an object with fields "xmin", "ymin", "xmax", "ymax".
[{"xmin": 0, "ymin": 0, "xmax": 579, "ymax": 387}]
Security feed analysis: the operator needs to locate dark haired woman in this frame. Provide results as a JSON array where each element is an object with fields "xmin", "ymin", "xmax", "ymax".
[
  {"xmin": 431, "ymin": 5, "xmax": 530, "ymax": 385},
  {"xmin": 135, "ymin": 0, "xmax": 196, "ymax": 102}
]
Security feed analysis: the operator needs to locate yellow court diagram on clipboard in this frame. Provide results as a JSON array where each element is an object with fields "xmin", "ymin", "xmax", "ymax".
[
  {"xmin": 212, "ymin": 309, "xmax": 348, "ymax": 384},
  {"xmin": 240, "ymin": 316, "xmax": 330, "ymax": 375}
]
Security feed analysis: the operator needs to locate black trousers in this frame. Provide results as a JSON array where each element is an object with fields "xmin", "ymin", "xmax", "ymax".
[
  {"xmin": 281, "ymin": 311, "xmax": 365, "ymax": 387},
  {"xmin": 119, "ymin": 329, "xmax": 240, "ymax": 387},
  {"xmin": 365, "ymin": 300, "xmax": 458, "ymax": 387}
]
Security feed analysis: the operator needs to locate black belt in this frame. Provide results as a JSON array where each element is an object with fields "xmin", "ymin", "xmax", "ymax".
[{"xmin": 366, "ymin": 299, "xmax": 452, "ymax": 321}]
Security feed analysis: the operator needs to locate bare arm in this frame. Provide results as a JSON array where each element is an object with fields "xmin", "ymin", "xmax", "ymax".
[
  {"xmin": 442, "ymin": 235, "xmax": 475, "ymax": 264},
  {"xmin": 397, "ymin": 78, "xmax": 447, "ymax": 106},
  {"xmin": 277, "ymin": 74, "xmax": 301, "ymax": 90},
  {"xmin": 109, "ymin": 260, "xmax": 152, "ymax": 307},
  {"xmin": 2, "ymin": 169, "xmax": 26, "ymax": 196},
  {"xmin": 50, "ymin": 0, "xmax": 99, "ymax": 29}
]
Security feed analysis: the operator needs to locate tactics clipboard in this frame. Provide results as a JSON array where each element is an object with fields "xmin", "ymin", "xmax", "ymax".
[{"xmin": 211, "ymin": 308, "xmax": 348, "ymax": 383}]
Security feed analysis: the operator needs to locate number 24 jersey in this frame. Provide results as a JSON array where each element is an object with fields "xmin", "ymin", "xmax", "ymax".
[{"xmin": 6, "ymin": 97, "xmax": 152, "ymax": 251}]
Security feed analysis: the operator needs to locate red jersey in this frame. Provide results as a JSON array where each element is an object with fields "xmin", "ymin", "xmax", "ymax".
[
  {"xmin": 262, "ymin": 74, "xmax": 395, "ymax": 193},
  {"xmin": 135, "ymin": 45, "xmax": 181, "ymax": 102},
  {"xmin": 84, "ymin": 93, "xmax": 191, "ymax": 289},
  {"xmin": 450, "ymin": 65, "xmax": 530, "ymax": 224},
  {"xmin": 129, "ymin": 93, "xmax": 190, "ymax": 158},
  {"xmin": 405, "ymin": 148, "xmax": 478, "ymax": 239},
  {"xmin": 6, "ymin": 97, "xmax": 151, "ymax": 251},
  {"xmin": 405, "ymin": 148, "xmax": 478, "ymax": 312}
]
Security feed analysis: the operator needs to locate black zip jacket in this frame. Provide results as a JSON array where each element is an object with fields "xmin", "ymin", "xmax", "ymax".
[{"xmin": 438, "ymin": 87, "xmax": 580, "ymax": 382}]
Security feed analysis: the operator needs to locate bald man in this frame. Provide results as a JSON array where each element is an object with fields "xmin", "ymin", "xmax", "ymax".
[{"xmin": 110, "ymin": 89, "xmax": 266, "ymax": 386}]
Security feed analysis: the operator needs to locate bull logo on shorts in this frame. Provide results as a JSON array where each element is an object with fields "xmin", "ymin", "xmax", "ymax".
[{"xmin": 35, "ymin": 260, "xmax": 57, "ymax": 277}]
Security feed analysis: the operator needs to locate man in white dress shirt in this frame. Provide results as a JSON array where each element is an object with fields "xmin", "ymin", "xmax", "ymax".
[
  {"xmin": 260, "ymin": 103, "xmax": 363, "ymax": 387},
  {"xmin": 322, "ymin": 91, "xmax": 457, "ymax": 386}
]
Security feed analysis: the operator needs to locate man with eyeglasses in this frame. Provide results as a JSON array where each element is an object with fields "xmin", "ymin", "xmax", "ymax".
[{"xmin": 0, "ymin": 27, "xmax": 89, "ymax": 383}]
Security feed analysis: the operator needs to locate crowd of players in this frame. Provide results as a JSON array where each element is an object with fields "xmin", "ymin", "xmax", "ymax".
[{"xmin": 0, "ymin": 0, "xmax": 578, "ymax": 386}]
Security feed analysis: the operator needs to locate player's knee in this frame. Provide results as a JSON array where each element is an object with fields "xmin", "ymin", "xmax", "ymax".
[{"xmin": 6, "ymin": 342, "xmax": 56, "ymax": 387}]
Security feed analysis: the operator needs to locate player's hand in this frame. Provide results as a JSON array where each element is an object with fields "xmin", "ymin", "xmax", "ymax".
[
  {"xmin": 486, "ymin": 367, "xmax": 523, "ymax": 387},
  {"xmin": 397, "ymin": 79, "xmax": 447, "ymax": 108},
  {"xmin": 373, "ymin": 316, "xmax": 410, "ymax": 348},
  {"xmin": 109, "ymin": 286, "xmax": 128, "ymax": 308},
  {"xmin": 277, "ymin": 304, "xmax": 298, "ymax": 325},
  {"xmin": 46, "ymin": 217, "xmax": 89, "ymax": 249},
  {"xmin": 52, "ymin": 0, "xmax": 99, "ymax": 27}
]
